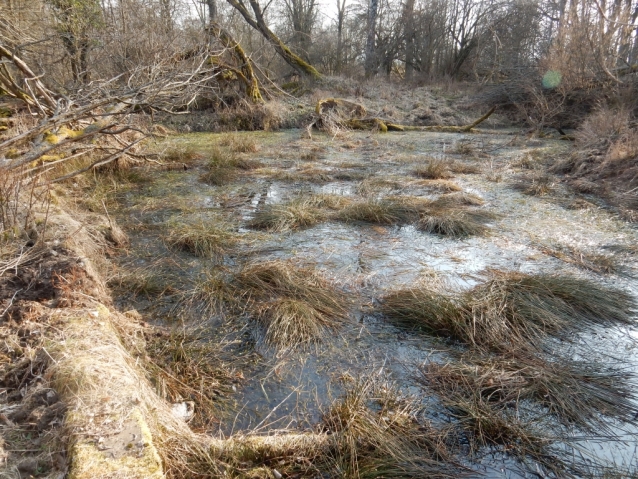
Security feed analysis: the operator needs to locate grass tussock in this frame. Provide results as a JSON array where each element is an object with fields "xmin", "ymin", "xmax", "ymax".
[
  {"xmin": 419, "ymin": 351, "xmax": 638, "ymax": 432},
  {"xmin": 413, "ymin": 159, "xmax": 453, "ymax": 179},
  {"xmin": 200, "ymin": 146, "xmax": 262, "ymax": 186},
  {"xmin": 381, "ymin": 271, "xmax": 635, "ymax": 350},
  {"xmin": 249, "ymin": 194, "xmax": 351, "ymax": 232},
  {"xmin": 417, "ymin": 209, "xmax": 494, "ymax": 238},
  {"xmin": 164, "ymin": 219, "xmax": 240, "ymax": 259},
  {"xmin": 335, "ymin": 197, "xmax": 427, "ymax": 225},
  {"xmin": 234, "ymin": 260, "xmax": 351, "ymax": 349},
  {"xmin": 321, "ymin": 379, "xmax": 457, "ymax": 478}
]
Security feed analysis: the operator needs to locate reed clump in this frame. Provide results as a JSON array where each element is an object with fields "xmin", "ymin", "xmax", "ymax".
[
  {"xmin": 164, "ymin": 219, "xmax": 240, "ymax": 259},
  {"xmin": 381, "ymin": 271, "xmax": 635, "ymax": 350}
]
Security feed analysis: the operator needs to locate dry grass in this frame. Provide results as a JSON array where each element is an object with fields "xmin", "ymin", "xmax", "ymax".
[
  {"xmin": 511, "ymin": 173, "xmax": 555, "ymax": 196},
  {"xmin": 413, "ymin": 159, "xmax": 453, "ymax": 179},
  {"xmin": 381, "ymin": 271, "xmax": 635, "ymax": 350},
  {"xmin": 419, "ymin": 350, "xmax": 638, "ymax": 432},
  {"xmin": 321, "ymin": 379, "xmax": 457, "ymax": 478},
  {"xmin": 164, "ymin": 219, "xmax": 240, "ymax": 259},
  {"xmin": 144, "ymin": 325, "xmax": 241, "ymax": 429}
]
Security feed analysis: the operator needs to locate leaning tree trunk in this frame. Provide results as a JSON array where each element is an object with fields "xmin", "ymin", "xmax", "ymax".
[
  {"xmin": 225, "ymin": 0, "xmax": 321, "ymax": 78},
  {"xmin": 206, "ymin": 0, "xmax": 262, "ymax": 102}
]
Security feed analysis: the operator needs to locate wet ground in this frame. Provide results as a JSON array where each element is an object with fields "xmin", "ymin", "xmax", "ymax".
[{"xmin": 107, "ymin": 129, "xmax": 638, "ymax": 477}]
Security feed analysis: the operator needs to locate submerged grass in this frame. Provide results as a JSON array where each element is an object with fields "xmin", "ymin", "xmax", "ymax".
[{"xmin": 380, "ymin": 271, "xmax": 635, "ymax": 350}]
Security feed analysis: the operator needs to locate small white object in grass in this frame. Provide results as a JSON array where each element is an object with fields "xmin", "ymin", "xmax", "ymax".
[
  {"xmin": 171, "ymin": 401, "xmax": 195, "ymax": 421},
  {"xmin": 273, "ymin": 469, "xmax": 282, "ymax": 479}
]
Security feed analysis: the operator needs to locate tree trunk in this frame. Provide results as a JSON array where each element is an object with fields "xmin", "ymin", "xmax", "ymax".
[
  {"xmin": 364, "ymin": 0, "xmax": 378, "ymax": 78},
  {"xmin": 336, "ymin": 0, "xmax": 346, "ymax": 74},
  {"xmin": 404, "ymin": 0, "xmax": 416, "ymax": 80},
  {"xmin": 206, "ymin": 0, "xmax": 263, "ymax": 102},
  {"xmin": 225, "ymin": 0, "xmax": 321, "ymax": 78}
]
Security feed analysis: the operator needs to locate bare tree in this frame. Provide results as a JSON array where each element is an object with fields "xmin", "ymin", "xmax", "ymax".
[{"xmin": 282, "ymin": 0, "xmax": 317, "ymax": 59}]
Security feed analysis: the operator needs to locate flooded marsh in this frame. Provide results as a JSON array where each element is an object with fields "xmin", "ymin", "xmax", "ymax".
[{"xmin": 106, "ymin": 129, "xmax": 638, "ymax": 478}]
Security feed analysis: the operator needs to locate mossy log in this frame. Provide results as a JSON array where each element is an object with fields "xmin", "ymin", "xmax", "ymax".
[{"xmin": 314, "ymin": 99, "xmax": 496, "ymax": 134}]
